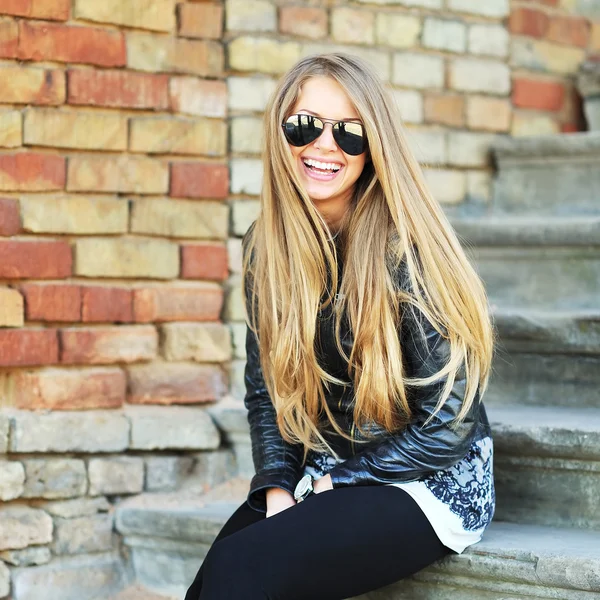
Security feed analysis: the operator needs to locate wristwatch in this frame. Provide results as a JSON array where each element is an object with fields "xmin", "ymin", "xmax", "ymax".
[{"xmin": 294, "ymin": 474, "xmax": 315, "ymax": 502}]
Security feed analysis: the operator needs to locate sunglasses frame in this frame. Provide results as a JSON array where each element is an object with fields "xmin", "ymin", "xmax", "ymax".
[{"xmin": 281, "ymin": 113, "xmax": 367, "ymax": 156}]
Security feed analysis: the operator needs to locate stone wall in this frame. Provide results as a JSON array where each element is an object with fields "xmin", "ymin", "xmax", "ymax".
[{"xmin": 0, "ymin": 0, "xmax": 599, "ymax": 597}]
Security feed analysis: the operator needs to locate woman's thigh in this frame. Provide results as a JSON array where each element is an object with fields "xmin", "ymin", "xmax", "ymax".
[{"xmin": 196, "ymin": 485, "xmax": 450, "ymax": 600}]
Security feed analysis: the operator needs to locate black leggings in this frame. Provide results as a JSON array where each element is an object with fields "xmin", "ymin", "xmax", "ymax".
[{"xmin": 185, "ymin": 485, "xmax": 451, "ymax": 600}]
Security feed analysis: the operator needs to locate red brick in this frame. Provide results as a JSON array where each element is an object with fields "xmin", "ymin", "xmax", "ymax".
[
  {"xmin": 10, "ymin": 367, "xmax": 125, "ymax": 410},
  {"xmin": 279, "ymin": 7, "xmax": 328, "ymax": 39},
  {"xmin": 68, "ymin": 69, "xmax": 169, "ymax": 110},
  {"xmin": 0, "ymin": 197, "xmax": 20, "ymax": 236},
  {"xmin": 0, "ymin": 17, "xmax": 18, "ymax": 58},
  {"xmin": 178, "ymin": 3, "xmax": 222, "ymax": 39},
  {"xmin": 509, "ymin": 8, "xmax": 549, "ymax": 38},
  {"xmin": 127, "ymin": 362, "xmax": 225, "ymax": 405},
  {"xmin": 530, "ymin": 0, "xmax": 558, "ymax": 5},
  {"xmin": 133, "ymin": 283, "xmax": 223, "ymax": 323},
  {"xmin": 20, "ymin": 283, "xmax": 81, "ymax": 322},
  {"xmin": 0, "ymin": 240, "xmax": 72, "ymax": 279},
  {"xmin": 0, "ymin": 329, "xmax": 58, "ymax": 366},
  {"xmin": 60, "ymin": 325, "xmax": 157, "ymax": 365},
  {"xmin": 81, "ymin": 286, "xmax": 133, "ymax": 323},
  {"xmin": 170, "ymin": 162, "xmax": 228, "ymax": 199},
  {"xmin": 18, "ymin": 21, "xmax": 126, "ymax": 67},
  {"xmin": 0, "ymin": 66, "xmax": 65, "ymax": 106},
  {"xmin": 546, "ymin": 16, "xmax": 590, "ymax": 48},
  {"xmin": 181, "ymin": 243, "xmax": 228, "ymax": 280},
  {"xmin": 0, "ymin": 0, "xmax": 70, "ymax": 20},
  {"xmin": 512, "ymin": 78, "xmax": 566, "ymax": 111},
  {"xmin": 561, "ymin": 123, "xmax": 579, "ymax": 133},
  {"xmin": 0, "ymin": 152, "xmax": 65, "ymax": 192}
]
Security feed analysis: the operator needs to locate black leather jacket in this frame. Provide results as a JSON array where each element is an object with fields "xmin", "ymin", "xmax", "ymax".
[{"xmin": 243, "ymin": 230, "xmax": 492, "ymax": 513}]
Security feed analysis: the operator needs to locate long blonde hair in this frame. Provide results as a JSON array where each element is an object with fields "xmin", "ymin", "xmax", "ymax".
[{"xmin": 242, "ymin": 53, "xmax": 494, "ymax": 460}]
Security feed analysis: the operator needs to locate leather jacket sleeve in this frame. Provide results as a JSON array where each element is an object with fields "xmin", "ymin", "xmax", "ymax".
[
  {"xmin": 242, "ymin": 230, "xmax": 304, "ymax": 513},
  {"xmin": 327, "ymin": 303, "xmax": 481, "ymax": 488}
]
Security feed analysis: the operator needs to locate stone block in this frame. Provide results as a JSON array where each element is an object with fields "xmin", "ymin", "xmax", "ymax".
[
  {"xmin": 229, "ymin": 36, "xmax": 301, "ymax": 75},
  {"xmin": 466, "ymin": 170, "xmax": 492, "ymax": 204},
  {"xmin": 0, "ymin": 109, "xmax": 22, "ymax": 147},
  {"xmin": 11, "ymin": 553, "xmax": 126, "ymax": 600},
  {"xmin": 510, "ymin": 38, "xmax": 586, "ymax": 75},
  {"xmin": 228, "ymin": 76, "xmax": 276, "ymax": 112},
  {"xmin": 129, "ymin": 117, "xmax": 226, "ymax": 156},
  {"xmin": 145, "ymin": 456, "xmax": 194, "ymax": 492},
  {"xmin": 450, "ymin": 58, "xmax": 510, "ymax": 94},
  {"xmin": 279, "ymin": 7, "xmax": 327, "ymax": 40},
  {"xmin": 88, "ymin": 457, "xmax": 144, "ymax": 496},
  {"xmin": 40, "ymin": 497, "xmax": 111, "ymax": 519},
  {"xmin": 192, "ymin": 448, "xmax": 237, "ymax": 486},
  {"xmin": 126, "ymin": 405, "xmax": 220, "ymax": 450},
  {"xmin": 448, "ymin": 0, "xmax": 509, "ymax": 17},
  {"xmin": 392, "ymin": 52, "xmax": 444, "ymax": 89},
  {"xmin": 468, "ymin": 23, "xmax": 509, "ymax": 58},
  {"xmin": 228, "ymin": 359, "xmax": 246, "ymax": 401},
  {"xmin": 22, "ymin": 459, "xmax": 87, "ymax": 499},
  {"xmin": 391, "ymin": 89, "xmax": 423, "ymax": 124},
  {"xmin": 0, "ymin": 414, "xmax": 8, "ymax": 452},
  {"xmin": 231, "ymin": 200, "xmax": 260, "ymax": 236},
  {"xmin": 75, "ymin": 238, "xmax": 179, "ymax": 279},
  {"xmin": 0, "ymin": 460, "xmax": 25, "ymax": 500},
  {"xmin": 161, "ymin": 323, "xmax": 232, "ymax": 362},
  {"xmin": 127, "ymin": 33, "xmax": 223, "ymax": 77},
  {"xmin": 52, "ymin": 514, "xmax": 114, "ymax": 555},
  {"xmin": 228, "ymin": 238, "xmax": 243, "ymax": 275},
  {"xmin": 231, "ymin": 116, "xmax": 263, "ymax": 154},
  {"xmin": 24, "ymin": 109, "xmax": 127, "ymax": 151},
  {"xmin": 230, "ymin": 323, "xmax": 247, "ymax": 360},
  {"xmin": 0, "ymin": 546, "xmax": 51, "ymax": 567},
  {"xmin": 127, "ymin": 362, "xmax": 227, "ymax": 405},
  {"xmin": 170, "ymin": 77, "xmax": 227, "ymax": 118},
  {"xmin": 423, "ymin": 168, "xmax": 467, "ymax": 205},
  {"xmin": 231, "ymin": 158, "xmax": 263, "ymax": 195},
  {"xmin": 224, "ymin": 276, "xmax": 245, "ymax": 322},
  {"xmin": 9, "ymin": 410, "xmax": 129, "ymax": 453},
  {"xmin": 0, "ymin": 561, "xmax": 7, "ymax": 597},
  {"xmin": 20, "ymin": 194, "xmax": 128, "ymax": 235},
  {"xmin": 226, "ymin": 0, "xmax": 275, "ymax": 32},
  {"xmin": 0, "ymin": 506, "xmax": 52, "ymax": 550},
  {"xmin": 356, "ymin": 0, "xmax": 441, "ymax": 6},
  {"xmin": 375, "ymin": 13, "xmax": 421, "ymax": 48},
  {"xmin": 406, "ymin": 128, "xmax": 447, "ymax": 164},
  {"xmin": 331, "ymin": 7, "xmax": 374, "ymax": 44},
  {"xmin": 0, "ymin": 287, "xmax": 24, "ymax": 327},
  {"xmin": 447, "ymin": 132, "xmax": 496, "ymax": 167},
  {"xmin": 74, "ymin": 0, "xmax": 175, "ymax": 32},
  {"xmin": 133, "ymin": 282, "xmax": 223, "ymax": 323},
  {"xmin": 511, "ymin": 113, "xmax": 560, "ymax": 137},
  {"xmin": 422, "ymin": 18, "xmax": 466, "ymax": 53},
  {"xmin": 130, "ymin": 198, "xmax": 228, "ymax": 240}
]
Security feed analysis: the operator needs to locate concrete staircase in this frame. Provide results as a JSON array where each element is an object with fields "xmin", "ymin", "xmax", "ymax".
[{"xmin": 107, "ymin": 132, "xmax": 600, "ymax": 599}]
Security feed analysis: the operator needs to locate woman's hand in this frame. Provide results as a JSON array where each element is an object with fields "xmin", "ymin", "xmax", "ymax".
[
  {"xmin": 313, "ymin": 474, "xmax": 333, "ymax": 493},
  {"xmin": 266, "ymin": 487, "xmax": 296, "ymax": 518}
]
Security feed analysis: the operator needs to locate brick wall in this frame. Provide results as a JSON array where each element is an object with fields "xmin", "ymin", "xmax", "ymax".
[{"xmin": 0, "ymin": 0, "xmax": 599, "ymax": 587}]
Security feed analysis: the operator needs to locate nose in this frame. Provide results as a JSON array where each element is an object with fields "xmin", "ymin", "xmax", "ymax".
[{"xmin": 313, "ymin": 122, "xmax": 338, "ymax": 152}]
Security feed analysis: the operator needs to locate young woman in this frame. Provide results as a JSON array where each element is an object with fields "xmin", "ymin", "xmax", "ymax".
[{"xmin": 185, "ymin": 53, "xmax": 495, "ymax": 600}]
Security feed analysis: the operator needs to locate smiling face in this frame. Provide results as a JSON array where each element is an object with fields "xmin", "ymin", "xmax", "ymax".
[{"xmin": 287, "ymin": 76, "xmax": 367, "ymax": 228}]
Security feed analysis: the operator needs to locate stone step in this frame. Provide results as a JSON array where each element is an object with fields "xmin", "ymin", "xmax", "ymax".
[
  {"xmin": 106, "ymin": 584, "xmax": 177, "ymax": 600},
  {"xmin": 491, "ymin": 131, "xmax": 600, "ymax": 216},
  {"xmin": 115, "ymin": 483, "xmax": 600, "ymax": 599},
  {"xmin": 488, "ymin": 404, "xmax": 600, "ymax": 531}
]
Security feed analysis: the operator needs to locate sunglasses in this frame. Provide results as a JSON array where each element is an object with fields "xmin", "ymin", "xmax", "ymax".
[{"xmin": 282, "ymin": 113, "xmax": 367, "ymax": 156}]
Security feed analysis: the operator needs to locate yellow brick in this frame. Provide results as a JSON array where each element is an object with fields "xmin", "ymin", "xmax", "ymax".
[
  {"xmin": 67, "ymin": 155, "xmax": 169, "ymax": 194},
  {"xmin": 130, "ymin": 117, "xmax": 226, "ymax": 156},
  {"xmin": 0, "ymin": 111, "xmax": 21, "ymax": 148},
  {"xmin": 511, "ymin": 113, "xmax": 560, "ymax": 137},
  {"xmin": 467, "ymin": 96, "xmax": 511, "ymax": 132},
  {"xmin": 331, "ymin": 8, "xmax": 374, "ymax": 45},
  {"xmin": 127, "ymin": 33, "xmax": 223, "ymax": 77},
  {"xmin": 75, "ymin": 0, "xmax": 176, "ymax": 33},
  {"xmin": 20, "ymin": 195, "xmax": 128, "ymax": 235},
  {"xmin": 75, "ymin": 238, "xmax": 179, "ymax": 279},
  {"xmin": 592, "ymin": 22, "xmax": 600, "ymax": 52},
  {"xmin": 229, "ymin": 36, "xmax": 301, "ymax": 75},
  {"xmin": 231, "ymin": 117, "xmax": 263, "ymax": 154},
  {"xmin": 130, "ymin": 198, "xmax": 228, "ymax": 239},
  {"xmin": 376, "ymin": 13, "xmax": 421, "ymax": 49},
  {"xmin": 0, "ymin": 288, "xmax": 24, "ymax": 328},
  {"xmin": 161, "ymin": 322, "xmax": 232, "ymax": 362},
  {"xmin": 24, "ymin": 109, "xmax": 127, "ymax": 151},
  {"xmin": 511, "ymin": 38, "xmax": 585, "ymax": 75}
]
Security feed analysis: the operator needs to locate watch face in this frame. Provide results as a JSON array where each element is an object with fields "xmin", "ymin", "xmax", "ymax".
[{"xmin": 295, "ymin": 475, "xmax": 312, "ymax": 499}]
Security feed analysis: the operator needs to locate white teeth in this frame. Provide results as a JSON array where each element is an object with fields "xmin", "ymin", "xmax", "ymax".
[{"xmin": 303, "ymin": 158, "xmax": 341, "ymax": 172}]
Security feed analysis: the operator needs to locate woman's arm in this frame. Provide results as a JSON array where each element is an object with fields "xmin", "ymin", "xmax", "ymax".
[{"xmin": 326, "ymin": 304, "xmax": 482, "ymax": 488}]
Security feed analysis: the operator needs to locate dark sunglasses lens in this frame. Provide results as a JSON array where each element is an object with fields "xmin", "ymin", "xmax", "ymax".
[
  {"xmin": 333, "ymin": 121, "xmax": 365, "ymax": 156},
  {"xmin": 283, "ymin": 114, "xmax": 323, "ymax": 147}
]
